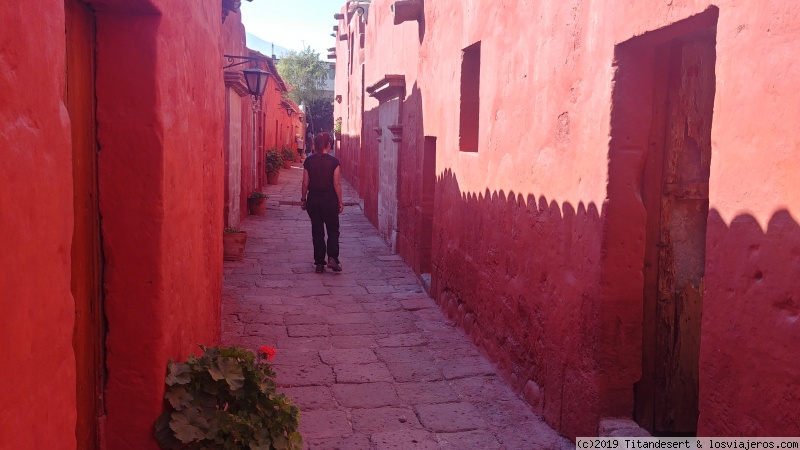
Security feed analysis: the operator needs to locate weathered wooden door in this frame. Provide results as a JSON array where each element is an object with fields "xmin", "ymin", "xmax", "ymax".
[
  {"xmin": 638, "ymin": 35, "xmax": 715, "ymax": 434},
  {"xmin": 66, "ymin": 0, "xmax": 104, "ymax": 447}
]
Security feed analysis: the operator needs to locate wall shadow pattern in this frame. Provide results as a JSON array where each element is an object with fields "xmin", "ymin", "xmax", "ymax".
[{"xmin": 430, "ymin": 169, "xmax": 605, "ymax": 437}]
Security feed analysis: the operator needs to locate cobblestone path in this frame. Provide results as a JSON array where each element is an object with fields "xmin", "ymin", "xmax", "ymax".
[{"xmin": 222, "ymin": 161, "xmax": 570, "ymax": 450}]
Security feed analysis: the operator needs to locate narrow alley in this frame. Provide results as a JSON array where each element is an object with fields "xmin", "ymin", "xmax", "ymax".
[{"xmin": 221, "ymin": 162, "xmax": 570, "ymax": 450}]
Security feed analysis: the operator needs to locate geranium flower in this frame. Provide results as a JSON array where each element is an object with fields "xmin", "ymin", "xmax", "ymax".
[{"xmin": 258, "ymin": 345, "xmax": 277, "ymax": 361}]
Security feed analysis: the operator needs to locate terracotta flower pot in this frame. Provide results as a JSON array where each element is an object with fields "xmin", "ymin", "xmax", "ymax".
[
  {"xmin": 223, "ymin": 232, "xmax": 247, "ymax": 261},
  {"xmin": 283, "ymin": 160, "xmax": 292, "ymax": 169},
  {"xmin": 266, "ymin": 171, "xmax": 280, "ymax": 185},
  {"xmin": 248, "ymin": 198, "xmax": 266, "ymax": 216}
]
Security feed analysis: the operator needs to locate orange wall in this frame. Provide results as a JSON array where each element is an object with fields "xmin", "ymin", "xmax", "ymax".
[
  {"xmin": 1, "ymin": 0, "xmax": 225, "ymax": 448},
  {"xmin": 335, "ymin": 0, "xmax": 800, "ymax": 437}
]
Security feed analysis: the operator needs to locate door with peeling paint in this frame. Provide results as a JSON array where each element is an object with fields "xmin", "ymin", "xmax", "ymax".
[
  {"xmin": 638, "ymin": 34, "xmax": 715, "ymax": 434},
  {"xmin": 66, "ymin": 0, "xmax": 104, "ymax": 447}
]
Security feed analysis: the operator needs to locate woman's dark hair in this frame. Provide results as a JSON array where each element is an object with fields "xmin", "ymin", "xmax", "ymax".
[{"xmin": 313, "ymin": 132, "xmax": 332, "ymax": 155}]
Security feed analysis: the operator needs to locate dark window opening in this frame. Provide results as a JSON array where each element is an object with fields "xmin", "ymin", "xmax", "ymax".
[{"xmin": 459, "ymin": 42, "xmax": 481, "ymax": 153}]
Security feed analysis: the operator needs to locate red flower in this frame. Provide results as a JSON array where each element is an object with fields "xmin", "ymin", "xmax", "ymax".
[{"xmin": 258, "ymin": 345, "xmax": 277, "ymax": 361}]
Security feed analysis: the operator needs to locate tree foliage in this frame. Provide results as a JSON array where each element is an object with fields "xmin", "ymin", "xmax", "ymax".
[
  {"xmin": 307, "ymin": 98, "xmax": 334, "ymax": 133},
  {"xmin": 276, "ymin": 47, "xmax": 328, "ymax": 106}
]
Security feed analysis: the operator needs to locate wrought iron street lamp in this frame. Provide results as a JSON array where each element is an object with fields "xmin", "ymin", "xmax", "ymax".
[
  {"xmin": 241, "ymin": 67, "xmax": 270, "ymax": 189},
  {"xmin": 242, "ymin": 68, "xmax": 269, "ymax": 99}
]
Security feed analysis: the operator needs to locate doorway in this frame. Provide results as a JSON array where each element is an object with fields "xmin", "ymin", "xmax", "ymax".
[
  {"xmin": 635, "ymin": 25, "xmax": 717, "ymax": 435},
  {"xmin": 65, "ymin": 0, "xmax": 104, "ymax": 447},
  {"xmin": 418, "ymin": 136, "xmax": 437, "ymax": 280}
]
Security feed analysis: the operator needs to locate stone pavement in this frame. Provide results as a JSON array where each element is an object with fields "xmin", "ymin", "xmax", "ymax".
[{"xmin": 222, "ymin": 160, "xmax": 572, "ymax": 450}]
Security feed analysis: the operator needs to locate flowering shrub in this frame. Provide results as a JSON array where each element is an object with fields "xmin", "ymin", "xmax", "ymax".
[{"xmin": 154, "ymin": 344, "xmax": 301, "ymax": 450}]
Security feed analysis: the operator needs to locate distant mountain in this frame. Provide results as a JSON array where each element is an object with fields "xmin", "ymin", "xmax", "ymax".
[{"xmin": 246, "ymin": 33, "xmax": 292, "ymax": 58}]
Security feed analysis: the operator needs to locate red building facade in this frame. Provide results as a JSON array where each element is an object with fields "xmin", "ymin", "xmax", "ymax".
[
  {"xmin": 222, "ymin": 15, "xmax": 305, "ymax": 228},
  {"xmin": 334, "ymin": 0, "xmax": 799, "ymax": 438},
  {"xmin": 1, "ymin": 2, "xmax": 306, "ymax": 447},
  {"xmin": 1, "ymin": 1, "xmax": 240, "ymax": 448}
]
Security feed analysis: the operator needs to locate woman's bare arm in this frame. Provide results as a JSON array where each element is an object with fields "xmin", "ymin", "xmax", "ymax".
[
  {"xmin": 301, "ymin": 169, "xmax": 309, "ymax": 210},
  {"xmin": 333, "ymin": 166, "xmax": 343, "ymax": 213}
]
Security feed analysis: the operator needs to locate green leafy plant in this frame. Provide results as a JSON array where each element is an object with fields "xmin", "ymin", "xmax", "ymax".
[
  {"xmin": 154, "ymin": 344, "xmax": 301, "ymax": 450},
  {"xmin": 333, "ymin": 117, "xmax": 342, "ymax": 135},
  {"xmin": 248, "ymin": 191, "xmax": 268, "ymax": 201},
  {"xmin": 280, "ymin": 146, "xmax": 296, "ymax": 163},
  {"xmin": 265, "ymin": 148, "xmax": 283, "ymax": 174},
  {"xmin": 275, "ymin": 47, "xmax": 328, "ymax": 106}
]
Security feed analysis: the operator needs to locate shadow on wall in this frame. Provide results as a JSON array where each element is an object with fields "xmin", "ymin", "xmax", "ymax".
[
  {"xmin": 427, "ymin": 168, "xmax": 800, "ymax": 437},
  {"xmin": 396, "ymin": 82, "xmax": 429, "ymax": 274},
  {"xmin": 699, "ymin": 208, "xmax": 800, "ymax": 436},
  {"xmin": 430, "ymin": 168, "xmax": 605, "ymax": 438},
  {"xmin": 417, "ymin": 0, "xmax": 426, "ymax": 43}
]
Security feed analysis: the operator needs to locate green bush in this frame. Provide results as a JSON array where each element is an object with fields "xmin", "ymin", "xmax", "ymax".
[
  {"xmin": 333, "ymin": 117, "xmax": 342, "ymax": 135},
  {"xmin": 154, "ymin": 344, "xmax": 301, "ymax": 450},
  {"xmin": 281, "ymin": 146, "xmax": 295, "ymax": 162},
  {"xmin": 265, "ymin": 148, "xmax": 283, "ymax": 174}
]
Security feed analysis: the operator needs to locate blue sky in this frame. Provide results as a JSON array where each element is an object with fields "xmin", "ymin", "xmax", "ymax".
[{"xmin": 240, "ymin": 0, "xmax": 346, "ymax": 57}]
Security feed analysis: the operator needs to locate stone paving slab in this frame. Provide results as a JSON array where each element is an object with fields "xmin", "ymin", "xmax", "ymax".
[{"xmin": 222, "ymin": 162, "xmax": 572, "ymax": 449}]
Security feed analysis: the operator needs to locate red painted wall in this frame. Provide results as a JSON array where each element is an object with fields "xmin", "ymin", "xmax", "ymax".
[
  {"xmin": 0, "ymin": 2, "xmax": 77, "ymax": 448},
  {"xmin": 335, "ymin": 0, "xmax": 800, "ymax": 437},
  {"xmin": 95, "ymin": 1, "xmax": 225, "ymax": 448},
  {"xmin": 697, "ymin": 2, "xmax": 800, "ymax": 434},
  {"xmin": 1, "ymin": 1, "xmax": 225, "ymax": 448},
  {"xmin": 222, "ymin": 12, "xmax": 252, "ymax": 226},
  {"xmin": 222, "ymin": 13, "xmax": 304, "ymax": 224}
]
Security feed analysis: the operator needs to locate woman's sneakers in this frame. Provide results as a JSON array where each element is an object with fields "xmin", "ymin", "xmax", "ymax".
[
  {"xmin": 315, "ymin": 258, "xmax": 341, "ymax": 273},
  {"xmin": 327, "ymin": 257, "xmax": 342, "ymax": 272}
]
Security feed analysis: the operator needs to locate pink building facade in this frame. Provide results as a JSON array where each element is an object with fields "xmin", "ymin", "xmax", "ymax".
[
  {"xmin": 1, "ymin": 1, "xmax": 291, "ymax": 448},
  {"xmin": 334, "ymin": 0, "xmax": 799, "ymax": 438}
]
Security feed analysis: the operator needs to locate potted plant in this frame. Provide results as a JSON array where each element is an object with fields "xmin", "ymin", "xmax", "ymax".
[
  {"xmin": 247, "ymin": 191, "xmax": 268, "ymax": 216},
  {"xmin": 333, "ymin": 117, "xmax": 342, "ymax": 140},
  {"xmin": 265, "ymin": 148, "xmax": 282, "ymax": 185},
  {"xmin": 222, "ymin": 227, "xmax": 247, "ymax": 261},
  {"xmin": 154, "ymin": 344, "xmax": 302, "ymax": 450},
  {"xmin": 280, "ymin": 146, "xmax": 295, "ymax": 169}
]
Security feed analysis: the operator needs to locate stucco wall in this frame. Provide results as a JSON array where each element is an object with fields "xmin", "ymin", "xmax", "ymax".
[
  {"xmin": 336, "ymin": 0, "xmax": 800, "ymax": 437},
  {"xmin": 697, "ymin": 2, "xmax": 800, "ymax": 435},
  {"xmin": 95, "ymin": 1, "xmax": 224, "ymax": 448},
  {"xmin": 222, "ymin": 12, "xmax": 249, "ymax": 227},
  {"xmin": 0, "ymin": 2, "xmax": 77, "ymax": 448},
  {"xmin": 1, "ymin": 1, "xmax": 226, "ymax": 448}
]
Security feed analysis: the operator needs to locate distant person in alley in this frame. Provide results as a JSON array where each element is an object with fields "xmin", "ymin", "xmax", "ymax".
[
  {"xmin": 300, "ymin": 132, "xmax": 344, "ymax": 273},
  {"xmin": 306, "ymin": 129, "xmax": 314, "ymax": 157},
  {"xmin": 296, "ymin": 134, "xmax": 305, "ymax": 161}
]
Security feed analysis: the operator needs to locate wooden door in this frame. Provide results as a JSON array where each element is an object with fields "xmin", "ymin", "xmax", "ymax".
[
  {"xmin": 65, "ymin": 0, "xmax": 104, "ymax": 447},
  {"xmin": 638, "ymin": 35, "xmax": 715, "ymax": 435}
]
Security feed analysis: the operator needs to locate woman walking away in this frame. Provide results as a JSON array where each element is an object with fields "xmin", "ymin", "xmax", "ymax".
[{"xmin": 300, "ymin": 132, "xmax": 344, "ymax": 273}]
